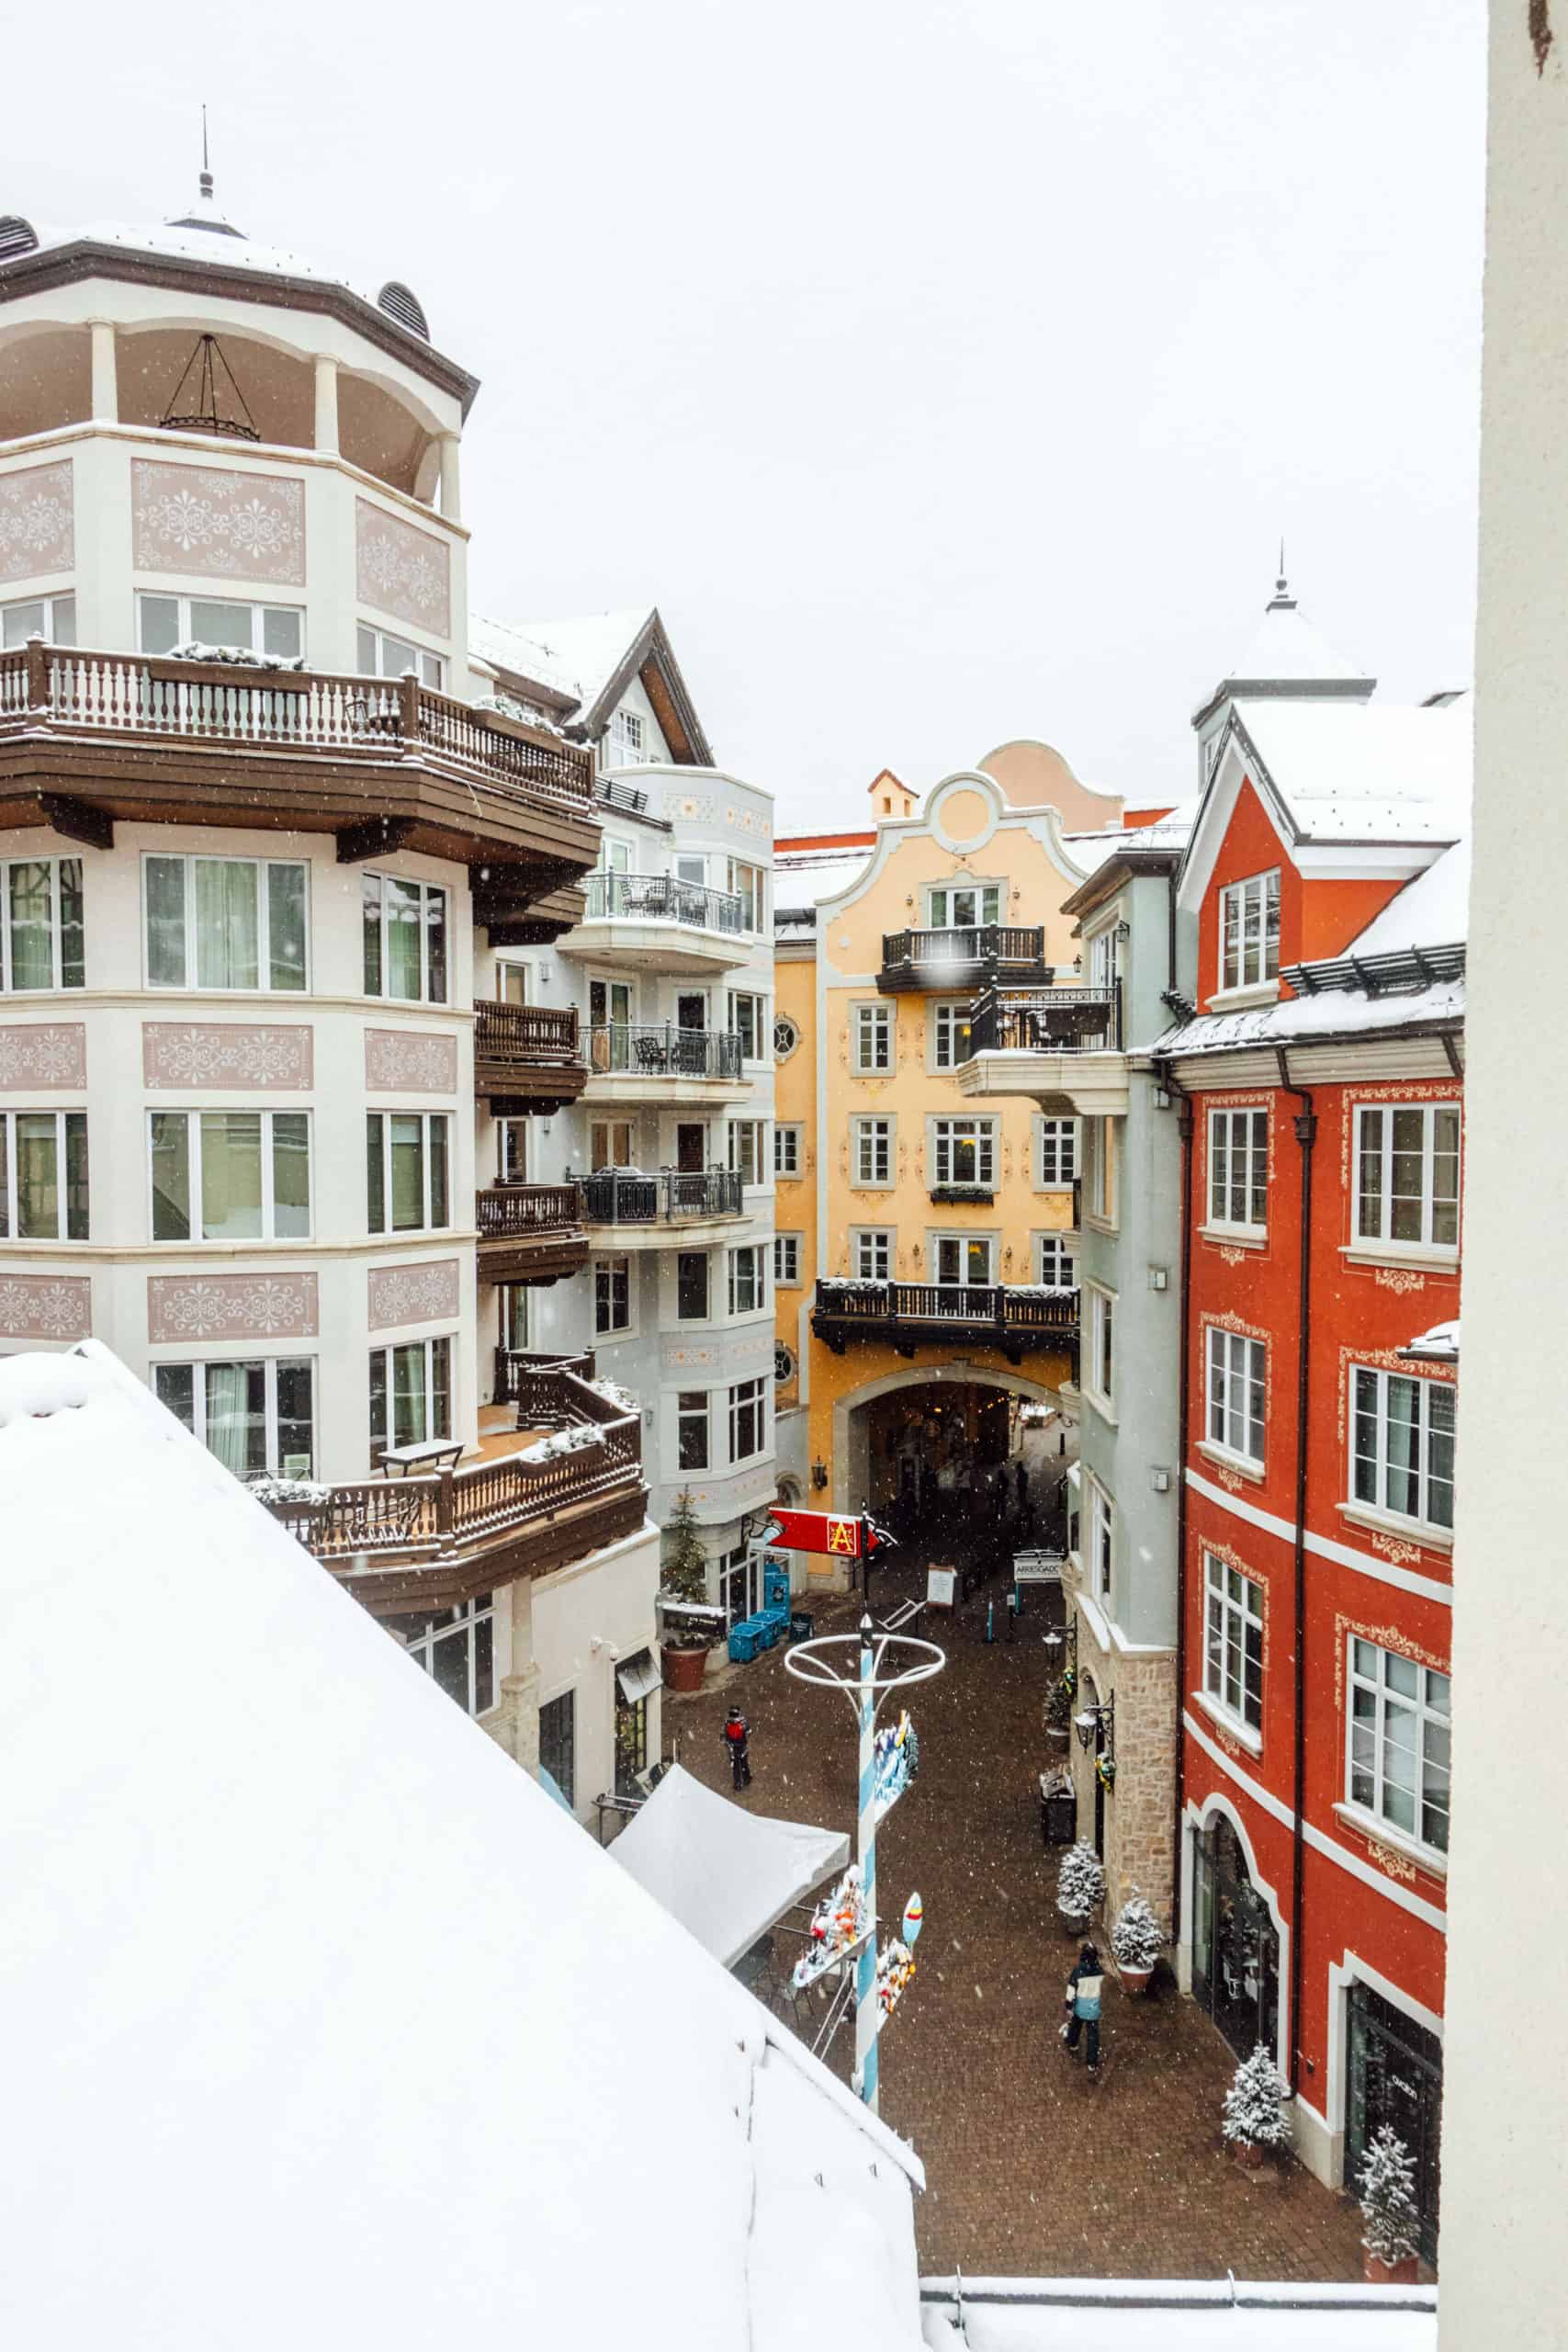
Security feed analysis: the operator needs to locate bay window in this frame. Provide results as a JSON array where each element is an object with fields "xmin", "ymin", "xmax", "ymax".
[
  {"xmin": 1219, "ymin": 869, "xmax": 1280, "ymax": 991},
  {"xmin": 150, "ymin": 1111, "xmax": 309, "ymax": 1241},
  {"xmin": 1209, "ymin": 1107, "xmax": 1269, "ymax": 1232},
  {"xmin": 728, "ymin": 991, "xmax": 766, "ymax": 1061},
  {"xmin": 677, "ymin": 1250, "xmax": 710, "ymax": 1322},
  {"xmin": 728, "ymin": 1375, "xmax": 767, "ymax": 1464},
  {"xmin": 0, "ymin": 1109, "xmax": 88, "ymax": 1239},
  {"xmin": 362, "ymin": 871, "xmax": 448, "ymax": 1004},
  {"xmin": 678, "ymin": 1389, "xmax": 710, "ymax": 1470},
  {"xmin": 144, "ymin": 854, "xmax": 307, "ymax": 993},
  {"xmin": 356, "ymin": 623, "xmax": 444, "ymax": 692},
  {"xmin": 1353, "ymin": 1103, "xmax": 1461, "ymax": 1253},
  {"xmin": 139, "ymin": 592, "xmax": 303, "ymax": 662},
  {"xmin": 154, "ymin": 1357, "xmax": 314, "ymax": 1479},
  {"xmin": 1350, "ymin": 1366, "xmax": 1455, "ymax": 1532},
  {"xmin": 3, "ymin": 590, "xmax": 75, "ymax": 647},
  {"xmin": 2, "ymin": 855, "xmax": 83, "ymax": 993},
  {"xmin": 1204, "ymin": 1553, "xmax": 1264, "ymax": 1732},
  {"xmin": 728, "ymin": 1243, "xmax": 766, "ymax": 1314},
  {"xmin": 1348, "ymin": 1638, "xmax": 1450, "ymax": 1854},
  {"xmin": 728, "ymin": 1119, "xmax": 764, "ymax": 1187},
  {"xmin": 727, "ymin": 858, "xmax": 763, "ymax": 931},
  {"xmin": 367, "ymin": 1113, "xmax": 449, "ymax": 1234},
  {"xmin": 369, "ymin": 1337, "xmax": 453, "ymax": 1464}
]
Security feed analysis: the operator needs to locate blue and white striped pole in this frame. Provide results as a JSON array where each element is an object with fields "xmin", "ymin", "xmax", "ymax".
[{"xmin": 855, "ymin": 1611, "xmax": 880, "ymax": 2114}]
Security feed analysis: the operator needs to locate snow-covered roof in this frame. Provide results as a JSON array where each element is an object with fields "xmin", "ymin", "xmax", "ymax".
[
  {"xmin": 0, "ymin": 1343, "xmax": 922, "ymax": 2352},
  {"xmin": 1349, "ymin": 836, "xmax": 1471, "ymax": 956},
  {"xmin": 611, "ymin": 1763, "xmax": 849, "ymax": 1969},
  {"xmin": 1156, "ymin": 975, "xmax": 1465, "ymax": 1059},
  {"xmin": 1195, "ymin": 574, "xmax": 1375, "ymax": 721},
  {"xmin": 775, "ymin": 842, "xmax": 879, "ymax": 913},
  {"xmin": 1226, "ymin": 696, "xmax": 1472, "ymax": 845},
  {"xmin": 471, "ymin": 607, "xmax": 656, "ymax": 717},
  {"xmin": 919, "ymin": 2278, "xmax": 1436, "ymax": 2350},
  {"xmin": 1401, "ymin": 1318, "xmax": 1460, "ymax": 1364}
]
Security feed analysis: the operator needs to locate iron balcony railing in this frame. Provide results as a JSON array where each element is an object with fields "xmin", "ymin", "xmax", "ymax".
[
  {"xmin": 880, "ymin": 923, "xmax": 1050, "ymax": 978},
  {"xmin": 583, "ymin": 871, "xmax": 746, "ymax": 934},
  {"xmin": 473, "ymin": 1000, "xmax": 581, "ymax": 1069},
  {"xmin": 575, "ymin": 1168, "xmax": 745, "ymax": 1224},
  {"xmin": 475, "ymin": 1182, "xmax": 582, "ymax": 1241},
  {"xmin": 586, "ymin": 1023, "xmax": 744, "ymax": 1080},
  {"xmin": 964, "ymin": 982, "xmax": 1122, "ymax": 1055},
  {"xmin": 812, "ymin": 1278, "xmax": 1079, "ymax": 1338}
]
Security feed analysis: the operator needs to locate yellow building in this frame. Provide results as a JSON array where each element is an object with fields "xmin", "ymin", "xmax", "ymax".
[{"xmin": 772, "ymin": 745, "xmax": 1122, "ymax": 1589}]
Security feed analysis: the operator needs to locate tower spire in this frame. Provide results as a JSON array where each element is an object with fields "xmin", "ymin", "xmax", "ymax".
[
  {"xmin": 200, "ymin": 104, "xmax": 213, "ymax": 203},
  {"xmin": 1267, "ymin": 539, "xmax": 1296, "ymax": 612}
]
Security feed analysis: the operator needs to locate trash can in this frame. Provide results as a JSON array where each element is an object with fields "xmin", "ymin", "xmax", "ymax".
[
  {"xmin": 1039, "ymin": 1771, "xmax": 1077, "ymax": 1849},
  {"xmin": 789, "ymin": 1611, "xmax": 815, "ymax": 1645}
]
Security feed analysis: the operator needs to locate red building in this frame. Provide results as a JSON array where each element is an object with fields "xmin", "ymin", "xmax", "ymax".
[{"xmin": 1159, "ymin": 693, "xmax": 1467, "ymax": 2262}]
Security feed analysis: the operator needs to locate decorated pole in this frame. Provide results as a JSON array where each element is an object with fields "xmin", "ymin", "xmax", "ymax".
[{"xmin": 854, "ymin": 1612, "xmax": 880, "ymax": 2113}]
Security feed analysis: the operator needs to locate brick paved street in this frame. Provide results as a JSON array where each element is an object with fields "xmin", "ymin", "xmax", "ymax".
[{"xmin": 662, "ymin": 1539, "xmax": 1367, "ymax": 2282}]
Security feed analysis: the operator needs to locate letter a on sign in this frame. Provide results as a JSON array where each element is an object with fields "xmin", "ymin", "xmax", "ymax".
[{"xmin": 827, "ymin": 1517, "xmax": 856, "ymax": 1555}]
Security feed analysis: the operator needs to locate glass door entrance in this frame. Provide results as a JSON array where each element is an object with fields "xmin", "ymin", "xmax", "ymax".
[
  {"xmin": 1347, "ymin": 1982, "xmax": 1442, "ymax": 2264},
  {"xmin": 1192, "ymin": 1815, "xmax": 1280, "ymax": 2063}
]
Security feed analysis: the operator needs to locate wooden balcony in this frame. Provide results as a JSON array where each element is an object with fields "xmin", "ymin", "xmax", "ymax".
[
  {"xmin": 955, "ymin": 984, "xmax": 1129, "ymax": 1117},
  {"xmin": 811, "ymin": 1278, "xmax": 1078, "ymax": 1366},
  {"xmin": 473, "ymin": 1001, "xmax": 586, "ymax": 1113},
  {"xmin": 258, "ymin": 1359, "xmax": 644, "ymax": 1614},
  {"xmin": 878, "ymin": 924, "xmax": 1052, "ymax": 994},
  {"xmin": 475, "ymin": 1182, "xmax": 588, "ymax": 1284},
  {"xmin": 0, "ymin": 641, "xmax": 599, "ymax": 890}
]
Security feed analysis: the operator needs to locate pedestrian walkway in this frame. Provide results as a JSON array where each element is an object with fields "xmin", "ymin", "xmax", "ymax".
[{"xmin": 666, "ymin": 1538, "xmax": 1367, "ymax": 2281}]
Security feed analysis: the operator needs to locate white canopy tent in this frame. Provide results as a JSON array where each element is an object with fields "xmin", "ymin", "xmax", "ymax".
[{"xmin": 612, "ymin": 1762, "xmax": 850, "ymax": 1969}]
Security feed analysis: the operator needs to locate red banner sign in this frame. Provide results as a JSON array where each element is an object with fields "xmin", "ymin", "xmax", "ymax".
[{"xmin": 764, "ymin": 1510, "xmax": 888, "ymax": 1559}]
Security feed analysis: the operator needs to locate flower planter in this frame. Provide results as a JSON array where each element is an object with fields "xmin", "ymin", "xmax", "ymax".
[
  {"xmin": 1363, "ymin": 2251, "xmax": 1419, "ymax": 2287},
  {"xmin": 1231, "ymin": 2136, "xmax": 1265, "ymax": 2168},
  {"xmin": 1120, "ymin": 1964, "xmax": 1154, "ymax": 1996},
  {"xmin": 662, "ymin": 1644, "xmax": 711, "ymax": 1694}
]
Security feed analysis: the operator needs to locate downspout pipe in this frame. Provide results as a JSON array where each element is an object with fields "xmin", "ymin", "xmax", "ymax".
[
  {"xmin": 1157, "ymin": 1058, "xmax": 1194, "ymax": 1945},
  {"xmin": 1276, "ymin": 1046, "xmax": 1316, "ymax": 2101}
]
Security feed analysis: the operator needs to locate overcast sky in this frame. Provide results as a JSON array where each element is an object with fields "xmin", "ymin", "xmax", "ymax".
[{"xmin": 7, "ymin": 0, "xmax": 1485, "ymax": 825}]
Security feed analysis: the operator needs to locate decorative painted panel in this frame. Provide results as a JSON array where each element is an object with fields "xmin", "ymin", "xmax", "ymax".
[
  {"xmin": 355, "ymin": 497, "xmax": 451, "ymax": 638},
  {"xmin": 367, "ymin": 1258, "xmax": 461, "ymax": 1331},
  {"xmin": 0, "ymin": 1023, "xmax": 86, "ymax": 1090},
  {"xmin": 0, "ymin": 1272, "xmax": 91, "ymax": 1342},
  {"xmin": 142, "ymin": 1023, "xmax": 313, "ymax": 1090},
  {"xmin": 364, "ymin": 1027, "xmax": 457, "ymax": 1094},
  {"xmin": 130, "ymin": 460, "xmax": 306, "ymax": 585},
  {"xmin": 0, "ymin": 459, "xmax": 73, "ymax": 586},
  {"xmin": 147, "ymin": 1272, "xmax": 320, "ymax": 1344}
]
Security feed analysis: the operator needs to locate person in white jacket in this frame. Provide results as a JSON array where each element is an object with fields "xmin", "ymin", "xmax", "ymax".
[{"xmin": 1061, "ymin": 1941, "xmax": 1104, "ymax": 2072}]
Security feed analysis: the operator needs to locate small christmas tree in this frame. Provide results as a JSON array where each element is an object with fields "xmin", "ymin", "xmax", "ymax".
[
  {"xmin": 1111, "ymin": 1890, "xmax": 1163, "ymax": 1973},
  {"xmin": 1056, "ymin": 1839, "xmax": 1105, "ymax": 1921},
  {"xmin": 1358, "ymin": 2125, "xmax": 1420, "ymax": 2266},
  {"xmin": 659, "ymin": 1490, "xmax": 716, "ymax": 1650},
  {"xmin": 1221, "ymin": 2044, "xmax": 1292, "ymax": 2149}
]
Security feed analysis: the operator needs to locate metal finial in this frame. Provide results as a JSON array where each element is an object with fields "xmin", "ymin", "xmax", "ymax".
[
  {"xmin": 1276, "ymin": 537, "xmax": 1287, "ymax": 594},
  {"xmin": 199, "ymin": 104, "xmax": 213, "ymax": 200}
]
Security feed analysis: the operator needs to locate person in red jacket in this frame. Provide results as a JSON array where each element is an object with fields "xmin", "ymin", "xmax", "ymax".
[{"xmin": 722, "ymin": 1705, "xmax": 752, "ymax": 1791}]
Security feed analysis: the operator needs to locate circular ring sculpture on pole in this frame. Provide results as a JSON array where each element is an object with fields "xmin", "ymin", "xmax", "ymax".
[{"xmin": 785, "ymin": 1615, "xmax": 946, "ymax": 2114}]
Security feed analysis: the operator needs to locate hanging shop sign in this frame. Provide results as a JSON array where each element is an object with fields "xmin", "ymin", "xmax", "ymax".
[{"xmin": 761, "ymin": 1509, "xmax": 894, "ymax": 1560}]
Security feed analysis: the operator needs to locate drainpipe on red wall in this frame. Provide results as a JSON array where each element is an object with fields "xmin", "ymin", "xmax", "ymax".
[
  {"xmin": 1157, "ymin": 1060, "xmax": 1194, "ymax": 1945},
  {"xmin": 1277, "ymin": 1046, "xmax": 1316, "ymax": 2101}
]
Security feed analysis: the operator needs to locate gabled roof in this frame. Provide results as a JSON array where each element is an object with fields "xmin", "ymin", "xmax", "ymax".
[
  {"xmin": 1062, "ymin": 803, "xmax": 1199, "ymax": 920},
  {"xmin": 0, "ymin": 1343, "xmax": 922, "ymax": 2352},
  {"xmin": 470, "ymin": 606, "xmax": 714, "ymax": 765},
  {"xmin": 1192, "ymin": 571, "xmax": 1375, "ymax": 729}
]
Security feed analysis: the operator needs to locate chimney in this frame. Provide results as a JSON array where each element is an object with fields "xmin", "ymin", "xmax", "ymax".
[{"xmin": 868, "ymin": 768, "xmax": 918, "ymax": 822}]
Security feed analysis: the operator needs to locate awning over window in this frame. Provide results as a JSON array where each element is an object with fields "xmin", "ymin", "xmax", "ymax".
[{"xmin": 615, "ymin": 1647, "xmax": 660, "ymax": 1707}]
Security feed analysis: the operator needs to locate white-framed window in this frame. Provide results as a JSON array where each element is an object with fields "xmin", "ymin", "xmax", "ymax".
[
  {"xmin": 676, "ymin": 1250, "xmax": 709, "ymax": 1322},
  {"xmin": 387, "ymin": 1594, "xmax": 496, "ymax": 1718},
  {"xmin": 362, "ymin": 871, "xmax": 447, "ymax": 1004},
  {"xmin": 499, "ymin": 1283, "xmax": 530, "ymax": 1353},
  {"xmin": 1206, "ymin": 1326, "xmax": 1265, "ymax": 1465},
  {"xmin": 1353, "ymin": 1103, "xmax": 1461, "ymax": 1253},
  {"xmin": 728, "ymin": 1119, "xmax": 764, "ymax": 1187},
  {"xmin": 852, "ymin": 1001, "xmax": 895, "ymax": 1073},
  {"xmin": 150, "ymin": 1110, "xmax": 309, "ymax": 1242},
  {"xmin": 1088, "ymin": 1116, "xmax": 1117, "ymax": 1223},
  {"xmin": 594, "ymin": 1254, "xmax": 632, "ymax": 1336},
  {"xmin": 144, "ymin": 853, "xmax": 307, "ymax": 994},
  {"xmin": 728, "ymin": 1374, "xmax": 768, "ymax": 1464},
  {"xmin": 1348, "ymin": 1637, "xmax": 1450, "ymax": 1854},
  {"xmin": 0, "ymin": 1108, "xmax": 88, "ymax": 1239},
  {"xmin": 928, "ymin": 882, "xmax": 999, "ymax": 928},
  {"xmin": 368, "ymin": 1336, "xmax": 452, "ymax": 1464},
  {"xmin": 356, "ymin": 622, "xmax": 444, "ymax": 691},
  {"xmin": 495, "ymin": 959, "xmax": 530, "ymax": 1007},
  {"xmin": 931, "ymin": 1117, "xmax": 996, "ymax": 1189},
  {"xmin": 1037, "ymin": 1117, "xmax": 1078, "ymax": 1187},
  {"xmin": 773, "ymin": 1012, "xmax": 799, "ymax": 1059},
  {"xmin": 1203, "ymin": 1553, "xmax": 1263, "ymax": 1732},
  {"xmin": 852, "ymin": 1227, "xmax": 894, "ymax": 1280},
  {"xmin": 606, "ymin": 706, "xmax": 649, "ymax": 764},
  {"xmin": 774, "ymin": 1232, "xmax": 803, "ymax": 1286},
  {"xmin": 1088, "ymin": 1476, "xmax": 1114, "ymax": 1599},
  {"xmin": 1209, "ymin": 1107, "xmax": 1269, "ymax": 1232},
  {"xmin": 852, "ymin": 1116, "xmax": 893, "ymax": 1187},
  {"xmin": 1350, "ymin": 1366, "xmax": 1455, "ymax": 1532},
  {"xmin": 728, "ymin": 857, "xmax": 763, "ymax": 932},
  {"xmin": 139, "ymin": 591, "xmax": 304, "ymax": 662},
  {"xmin": 497, "ymin": 1116, "xmax": 528, "ymax": 1185},
  {"xmin": 678, "ymin": 1388, "xmax": 710, "ymax": 1471},
  {"xmin": 1087, "ymin": 1284, "xmax": 1116, "ymax": 1410},
  {"xmin": 1, "ymin": 854, "xmax": 83, "ymax": 992},
  {"xmin": 728, "ymin": 989, "xmax": 767, "ymax": 1061},
  {"xmin": 1086, "ymin": 922, "xmax": 1121, "ymax": 995},
  {"xmin": 3, "ymin": 590, "xmax": 76, "ymax": 648},
  {"xmin": 932, "ymin": 1001, "xmax": 973, "ymax": 1069},
  {"xmin": 154, "ymin": 1356, "xmax": 315, "ymax": 1479},
  {"xmin": 728, "ymin": 1243, "xmax": 767, "ymax": 1315},
  {"xmin": 933, "ymin": 1233, "xmax": 994, "ymax": 1286},
  {"xmin": 1219, "ymin": 869, "xmax": 1281, "ymax": 990},
  {"xmin": 774, "ymin": 1124, "xmax": 803, "ymax": 1178},
  {"xmin": 367, "ymin": 1112, "xmax": 450, "ymax": 1234},
  {"xmin": 1035, "ymin": 1232, "xmax": 1077, "ymax": 1288}
]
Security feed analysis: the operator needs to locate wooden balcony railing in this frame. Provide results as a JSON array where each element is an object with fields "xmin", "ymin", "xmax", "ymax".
[
  {"xmin": 0, "ymin": 641, "xmax": 593, "ymax": 808},
  {"xmin": 582, "ymin": 871, "xmax": 745, "ymax": 934},
  {"xmin": 575, "ymin": 1168, "xmax": 745, "ymax": 1225},
  {"xmin": 586, "ymin": 1023, "xmax": 744, "ymax": 1080},
  {"xmin": 879, "ymin": 924, "xmax": 1051, "ymax": 989},
  {"xmin": 812, "ymin": 1277, "xmax": 1079, "ymax": 1358},
  {"xmin": 476, "ymin": 1182, "xmax": 581, "ymax": 1241},
  {"xmin": 474, "ymin": 1000, "xmax": 581, "ymax": 1068},
  {"xmin": 964, "ymin": 983, "xmax": 1122, "ymax": 1055},
  {"xmin": 493, "ymin": 1345, "xmax": 597, "ymax": 1403}
]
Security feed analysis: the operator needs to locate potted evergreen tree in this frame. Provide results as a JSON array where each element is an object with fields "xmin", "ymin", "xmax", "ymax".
[
  {"xmin": 1111, "ymin": 1890, "xmax": 1162, "ymax": 1995},
  {"xmin": 1055, "ymin": 1839, "xmax": 1105, "ymax": 1937},
  {"xmin": 1044, "ymin": 1666, "xmax": 1076, "ymax": 1749},
  {"xmin": 659, "ymin": 1491, "xmax": 722, "ymax": 1693},
  {"xmin": 1221, "ymin": 2043, "xmax": 1292, "ymax": 2167},
  {"xmin": 1358, "ymin": 2125, "xmax": 1422, "ymax": 2284}
]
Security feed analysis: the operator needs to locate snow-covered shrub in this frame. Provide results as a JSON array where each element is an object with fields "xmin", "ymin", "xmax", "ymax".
[
  {"xmin": 1056, "ymin": 1839, "xmax": 1105, "ymax": 1921},
  {"xmin": 247, "ymin": 1472, "xmax": 332, "ymax": 1508},
  {"xmin": 1358, "ymin": 2125, "xmax": 1420, "ymax": 2265},
  {"xmin": 1221, "ymin": 2044, "xmax": 1292, "ymax": 2149},
  {"xmin": 517, "ymin": 1423, "xmax": 604, "ymax": 1464},
  {"xmin": 588, "ymin": 1375, "xmax": 639, "ymax": 1417},
  {"xmin": 169, "ymin": 641, "xmax": 305, "ymax": 672},
  {"xmin": 1111, "ymin": 1891, "xmax": 1163, "ymax": 1973}
]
